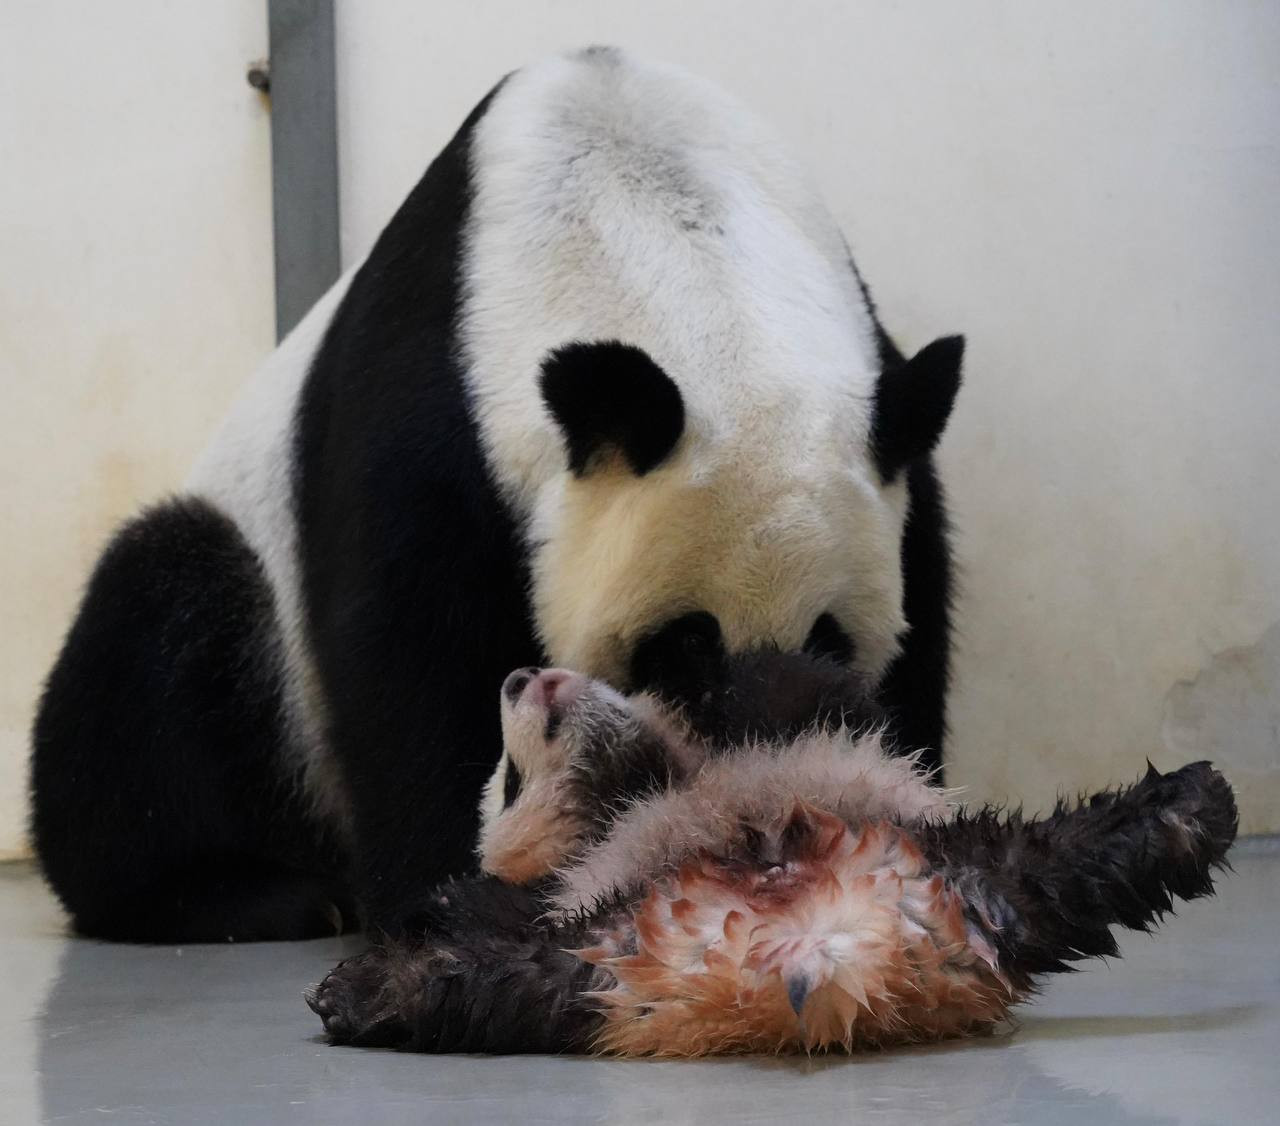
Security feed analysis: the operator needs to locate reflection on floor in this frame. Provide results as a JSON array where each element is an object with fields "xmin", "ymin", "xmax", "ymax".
[{"xmin": 2, "ymin": 845, "xmax": 1277, "ymax": 1125}]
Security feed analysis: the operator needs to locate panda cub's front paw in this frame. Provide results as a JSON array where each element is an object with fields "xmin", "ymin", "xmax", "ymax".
[{"xmin": 307, "ymin": 949, "xmax": 407, "ymax": 1047}]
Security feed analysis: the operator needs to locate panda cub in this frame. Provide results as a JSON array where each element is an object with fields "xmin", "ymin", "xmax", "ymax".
[{"xmin": 309, "ymin": 658, "xmax": 1237, "ymax": 1057}]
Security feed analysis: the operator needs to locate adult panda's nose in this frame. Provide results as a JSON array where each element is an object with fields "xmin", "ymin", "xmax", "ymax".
[{"xmin": 503, "ymin": 667, "xmax": 540, "ymax": 703}]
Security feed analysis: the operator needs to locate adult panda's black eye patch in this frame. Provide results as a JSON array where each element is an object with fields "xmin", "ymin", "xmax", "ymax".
[
  {"xmin": 630, "ymin": 611, "xmax": 725, "ymax": 701},
  {"xmin": 804, "ymin": 613, "xmax": 855, "ymax": 665}
]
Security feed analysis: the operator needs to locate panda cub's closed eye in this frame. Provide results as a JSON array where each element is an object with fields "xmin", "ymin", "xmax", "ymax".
[
  {"xmin": 544, "ymin": 708, "xmax": 564, "ymax": 742},
  {"xmin": 804, "ymin": 613, "xmax": 854, "ymax": 665},
  {"xmin": 502, "ymin": 757, "xmax": 523, "ymax": 809}
]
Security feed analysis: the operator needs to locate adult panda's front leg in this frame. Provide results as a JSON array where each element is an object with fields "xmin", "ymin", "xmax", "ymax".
[
  {"xmin": 300, "ymin": 497, "xmax": 542, "ymax": 934},
  {"xmin": 290, "ymin": 84, "xmax": 544, "ymax": 935},
  {"xmin": 294, "ymin": 383, "xmax": 544, "ymax": 932}
]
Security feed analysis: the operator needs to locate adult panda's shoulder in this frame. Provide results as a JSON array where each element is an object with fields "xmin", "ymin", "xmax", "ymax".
[
  {"xmin": 183, "ymin": 71, "xmax": 522, "ymax": 811},
  {"xmin": 186, "ymin": 268, "xmax": 355, "ymax": 596},
  {"xmin": 191, "ymin": 64, "xmax": 513, "ymax": 558}
]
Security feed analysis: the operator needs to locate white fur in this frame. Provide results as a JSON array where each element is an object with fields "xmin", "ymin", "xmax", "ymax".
[
  {"xmin": 460, "ymin": 48, "xmax": 907, "ymax": 683},
  {"xmin": 186, "ymin": 268, "xmax": 358, "ymax": 829}
]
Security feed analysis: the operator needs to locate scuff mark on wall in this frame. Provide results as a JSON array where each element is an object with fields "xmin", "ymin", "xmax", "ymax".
[{"xmin": 1163, "ymin": 622, "xmax": 1280, "ymax": 834}]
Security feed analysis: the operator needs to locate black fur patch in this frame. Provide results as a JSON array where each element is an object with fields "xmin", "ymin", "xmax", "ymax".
[
  {"xmin": 540, "ymin": 341, "xmax": 686, "ymax": 476},
  {"xmin": 870, "ymin": 335, "xmax": 964, "ymax": 483},
  {"xmin": 635, "ymin": 633, "xmax": 883, "ymax": 750},
  {"xmin": 844, "ymin": 265, "xmax": 957, "ymax": 771},
  {"xmin": 684, "ymin": 648, "xmax": 883, "ymax": 748},
  {"xmin": 570, "ymin": 725, "xmax": 679, "ymax": 812},
  {"xmin": 876, "ymin": 457, "xmax": 954, "ymax": 777},
  {"xmin": 629, "ymin": 610, "xmax": 725, "ymax": 706},
  {"xmin": 502, "ymin": 759, "xmax": 523, "ymax": 808},
  {"xmin": 30, "ymin": 498, "xmax": 353, "ymax": 942},
  {"xmin": 294, "ymin": 78, "xmax": 544, "ymax": 934},
  {"xmin": 803, "ymin": 612, "xmax": 855, "ymax": 665}
]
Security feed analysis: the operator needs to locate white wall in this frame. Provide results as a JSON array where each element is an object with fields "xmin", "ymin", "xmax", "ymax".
[
  {"xmin": 336, "ymin": 1, "xmax": 1280, "ymax": 832},
  {"xmin": 0, "ymin": 3, "xmax": 274, "ymax": 854},
  {"xmin": 4, "ymin": 2, "xmax": 1275, "ymax": 853}
]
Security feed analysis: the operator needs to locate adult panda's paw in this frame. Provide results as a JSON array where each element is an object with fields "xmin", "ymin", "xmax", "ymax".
[{"xmin": 307, "ymin": 948, "xmax": 413, "ymax": 1048}]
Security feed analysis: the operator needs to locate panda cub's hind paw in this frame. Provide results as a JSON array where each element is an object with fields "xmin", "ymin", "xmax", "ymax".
[
  {"xmin": 1139, "ymin": 760, "xmax": 1238, "ymax": 896},
  {"xmin": 307, "ymin": 948, "xmax": 410, "ymax": 1048}
]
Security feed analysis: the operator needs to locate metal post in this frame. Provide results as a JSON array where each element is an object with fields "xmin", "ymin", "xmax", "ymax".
[{"xmin": 262, "ymin": 0, "xmax": 340, "ymax": 340}]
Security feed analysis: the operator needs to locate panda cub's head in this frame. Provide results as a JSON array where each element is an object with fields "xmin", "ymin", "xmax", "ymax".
[
  {"xmin": 478, "ymin": 665, "xmax": 690, "ymax": 885},
  {"xmin": 530, "ymin": 337, "xmax": 963, "ymax": 698}
]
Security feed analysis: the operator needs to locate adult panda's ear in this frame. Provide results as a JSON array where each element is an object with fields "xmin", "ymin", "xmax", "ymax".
[
  {"xmin": 870, "ymin": 335, "xmax": 964, "ymax": 481},
  {"xmin": 540, "ymin": 341, "xmax": 686, "ymax": 476}
]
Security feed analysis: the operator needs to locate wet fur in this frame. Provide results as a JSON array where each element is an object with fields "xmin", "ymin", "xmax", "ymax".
[
  {"xmin": 311, "ymin": 668, "xmax": 1237, "ymax": 1055},
  {"xmin": 547, "ymin": 728, "xmax": 948, "ymax": 916}
]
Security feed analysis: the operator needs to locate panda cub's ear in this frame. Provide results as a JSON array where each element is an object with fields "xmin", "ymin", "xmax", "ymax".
[
  {"xmin": 540, "ymin": 341, "xmax": 686, "ymax": 477},
  {"xmin": 870, "ymin": 335, "xmax": 964, "ymax": 482}
]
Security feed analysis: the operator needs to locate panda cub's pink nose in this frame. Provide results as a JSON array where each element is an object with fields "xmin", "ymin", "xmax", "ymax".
[{"xmin": 533, "ymin": 669, "xmax": 573, "ymax": 706}]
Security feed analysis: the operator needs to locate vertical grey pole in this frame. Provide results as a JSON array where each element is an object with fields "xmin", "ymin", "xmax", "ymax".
[{"xmin": 266, "ymin": 0, "xmax": 340, "ymax": 340}]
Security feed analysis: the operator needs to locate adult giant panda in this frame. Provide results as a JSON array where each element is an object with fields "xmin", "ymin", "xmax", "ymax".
[{"xmin": 30, "ymin": 47, "xmax": 964, "ymax": 942}]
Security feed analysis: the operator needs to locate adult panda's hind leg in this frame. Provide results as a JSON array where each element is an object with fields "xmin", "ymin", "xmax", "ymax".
[{"xmin": 30, "ymin": 497, "xmax": 351, "ymax": 942}]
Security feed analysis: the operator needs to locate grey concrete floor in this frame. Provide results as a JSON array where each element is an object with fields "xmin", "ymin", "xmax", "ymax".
[{"xmin": 2, "ymin": 849, "xmax": 1277, "ymax": 1126}]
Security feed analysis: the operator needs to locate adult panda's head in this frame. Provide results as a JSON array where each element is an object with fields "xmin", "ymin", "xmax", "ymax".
[{"xmin": 530, "ymin": 335, "xmax": 963, "ymax": 698}]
